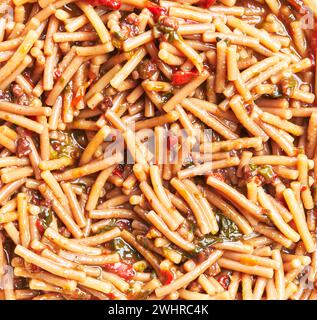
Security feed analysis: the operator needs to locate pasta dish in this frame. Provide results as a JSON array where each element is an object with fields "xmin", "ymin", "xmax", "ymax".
[{"xmin": 0, "ymin": 0, "xmax": 316, "ymax": 300}]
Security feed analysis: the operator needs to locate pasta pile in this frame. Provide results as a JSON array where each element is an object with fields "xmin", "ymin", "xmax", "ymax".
[{"xmin": 0, "ymin": 0, "xmax": 317, "ymax": 300}]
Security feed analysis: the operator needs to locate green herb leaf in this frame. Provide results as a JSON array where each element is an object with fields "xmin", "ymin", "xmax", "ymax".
[
  {"xmin": 156, "ymin": 23, "xmax": 182, "ymax": 42},
  {"xmin": 160, "ymin": 92, "xmax": 173, "ymax": 106},
  {"xmin": 257, "ymin": 165, "xmax": 275, "ymax": 181},
  {"xmin": 112, "ymin": 237, "xmax": 141, "ymax": 261},
  {"xmin": 248, "ymin": 164, "xmax": 275, "ymax": 182},
  {"xmin": 217, "ymin": 213, "xmax": 242, "ymax": 240},
  {"xmin": 50, "ymin": 130, "xmax": 86, "ymax": 160},
  {"xmin": 249, "ymin": 163, "xmax": 258, "ymax": 171},
  {"xmin": 193, "ymin": 211, "xmax": 242, "ymax": 254},
  {"xmin": 39, "ymin": 207, "xmax": 53, "ymax": 229}
]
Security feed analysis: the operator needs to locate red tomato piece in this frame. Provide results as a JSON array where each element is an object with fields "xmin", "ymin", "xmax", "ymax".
[
  {"xmin": 112, "ymin": 164, "xmax": 124, "ymax": 178},
  {"xmin": 104, "ymin": 262, "xmax": 136, "ymax": 280},
  {"xmin": 160, "ymin": 269, "xmax": 174, "ymax": 284},
  {"xmin": 146, "ymin": 2, "xmax": 168, "ymax": 19},
  {"xmin": 171, "ymin": 70, "xmax": 199, "ymax": 86},
  {"xmin": 199, "ymin": 0, "xmax": 216, "ymax": 8},
  {"xmin": 106, "ymin": 292, "xmax": 117, "ymax": 299},
  {"xmin": 84, "ymin": 0, "xmax": 121, "ymax": 10},
  {"xmin": 36, "ymin": 219, "xmax": 45, "ymax": 234},
  {"xmin": 71, "ymin": 79, "xmax": 93, "ymax": 108},
  {"xmin": 217, "ymin": 274, "xmax": 230, "ymax": 290}
]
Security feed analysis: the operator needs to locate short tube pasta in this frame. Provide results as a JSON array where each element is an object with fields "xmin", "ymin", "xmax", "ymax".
[{"xmin": 0, "ymin": 0, "xmax": 316, "ymax": 301}]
